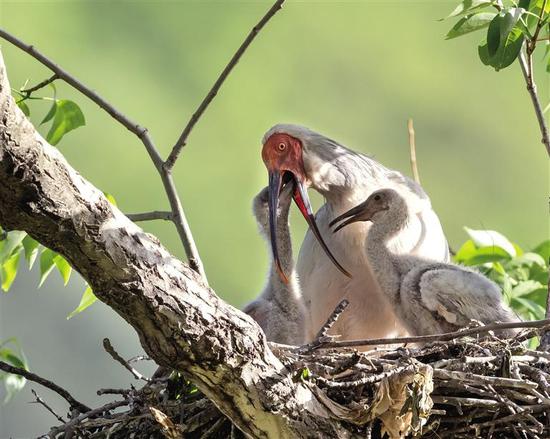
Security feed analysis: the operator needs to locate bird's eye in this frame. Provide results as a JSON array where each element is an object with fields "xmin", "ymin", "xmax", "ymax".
[
  {"xmin": 374, "ymin": 194, "xmax": 381, "ymax": 201},
  {"xmin": 278, "ymin": 143, "xmax": 286, "ymax": 151}
]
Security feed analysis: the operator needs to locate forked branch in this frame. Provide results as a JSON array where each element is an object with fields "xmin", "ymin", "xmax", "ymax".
[{"xmin": 164, "ymin": 0, "xmax": 286, "ymax": 170}]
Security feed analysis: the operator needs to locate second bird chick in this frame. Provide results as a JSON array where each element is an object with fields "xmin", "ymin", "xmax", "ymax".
[
  {"xmin": 331, "ymin": 188, "xmax": 519, "ymax": 338},
  {"xmin": 243, "ymin": 183, "xmax": 307, "ymax": 345}
]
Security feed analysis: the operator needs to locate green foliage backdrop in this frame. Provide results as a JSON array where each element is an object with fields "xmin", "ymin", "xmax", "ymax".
[{"xmin": 0, "ymin": 1, "xmax": 547, "ymax": 437}]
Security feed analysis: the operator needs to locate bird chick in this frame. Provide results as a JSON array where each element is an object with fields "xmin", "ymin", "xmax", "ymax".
[
  {"xmin": 242, "ymin": 183, "xmax": 306, "ymax": 345},
  {"xmin": 331, "ymin": 188, "xmax": 519, "ymax": 338}
]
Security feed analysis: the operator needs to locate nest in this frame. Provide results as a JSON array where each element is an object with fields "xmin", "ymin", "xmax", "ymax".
[{"xmin": 41, "ymin": 320, "xmax": 550, "ymax": 439}]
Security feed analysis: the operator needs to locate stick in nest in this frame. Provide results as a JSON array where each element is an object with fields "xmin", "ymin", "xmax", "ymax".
[{"xmin": 301, "ymin": 299, "xmax": 349, "ymax": 352}]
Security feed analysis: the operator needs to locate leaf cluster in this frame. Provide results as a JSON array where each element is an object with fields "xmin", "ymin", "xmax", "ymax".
[
  {"xmin": 454, "ymin": 227, "xmax": 549, "ymax": 322},
  {"xmin": 444, "ymin": 0, "xmax": 550, "ymax": 71},
  {"xmin": 0, "ymin": 338, "xmax": 28, "ymax": 403}
]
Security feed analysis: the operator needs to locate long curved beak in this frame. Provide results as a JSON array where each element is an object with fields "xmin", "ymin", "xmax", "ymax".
[
  {"xmin": 267, "ymin": 171, "xmax": 352, "ymax": 281},
  {"xmin": 329, "ymin": 201, "xmax": 371, "ymax": 233},
  {"xmin": 292, "ymin": 181, "xmax": 351, "ymax": 278},
  {"xmin": 268, "ymin": 171, "xmax": 288, "ymax": 283}
]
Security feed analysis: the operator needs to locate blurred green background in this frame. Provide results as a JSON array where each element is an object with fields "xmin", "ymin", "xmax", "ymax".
[{"xmin": 0, "ymin": 0, "xmax": 548, "ymax": 437}]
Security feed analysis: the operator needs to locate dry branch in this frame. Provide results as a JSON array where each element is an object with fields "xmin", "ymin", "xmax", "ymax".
[
  {"xmin": 0, "ymin": 28, "xmax": 207, "ymax": 280},
  {"xmin": 0, "ymin": 51, "xmax": 348, "ymax": 438},
  {"xmin": 0, "ymin": 361, "xmax": 90, "ymax": 413},
  {"xmin": 165, "ymin": 0, "xmax": 286, "ymax": 169}
]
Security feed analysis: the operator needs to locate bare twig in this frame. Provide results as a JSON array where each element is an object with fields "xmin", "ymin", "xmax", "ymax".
[
  {"xmin": 30, "ymin": 389, "xmax": 66, "ymax": 424},
  {"xmin": 518, "ymin": 52, "xmax": 550, "ymax": 157},
  {"xmin": 316, "ymin": 364, "xmax": 414, "ymax": 389},
  {"xmin": 407, "ymin": 118, "xmax": 421, "ymax": 184},
  {"xmin": 302, "ymin": 319, "xmax": 550, "ymax": 349},
  {"xmin": 0, "ymin": 361, "xmax": 90, "ymax": 413},
  {"xmin": 164, "ymin": 0, "xmax": 286, "ymax": 169},
  {"xmin": 0, "ymin": 28, "xmax": 208, "ymax": 282},
  {"xmin": 103, "ymin": 338, "xmax": 150, "ymax": 382},
  {"xmin": 315, "ymin": 299, "xmax": 349, "ymax": 339},
  {"xmin": 48, "ymin": 399, "xmax": 128, "ymax": 437},
  {"xmin": 126, "ymin": 211, "xmax": 173, "ymax": 222},
  {"xmin": 20, "ymin": 74, "xmax": 58, "ymax": 96},
  {"xmin": 97, "ymin": 388, "xmax": 132, "ymax": 396}
]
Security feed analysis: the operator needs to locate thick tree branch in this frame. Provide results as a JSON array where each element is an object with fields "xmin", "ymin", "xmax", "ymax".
[
  {"xmin": 0, "ymin": 28, "xmax": 208, "ymax": 281},
  {"xmin": 164, "ymin": 0, "xmax": 286, "ymax": 169},
  {"xmin": 0, "ymin": 52, "xmax": 348, "ymax": 438},
  {"xmin": 0, "ymin": 361, "xmax": 90, "ymax": 413}
]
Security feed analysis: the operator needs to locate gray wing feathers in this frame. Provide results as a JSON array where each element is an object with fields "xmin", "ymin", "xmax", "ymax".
[{"xmin": 418, "ymin": 268, "xmax": 519, "ymax": 326}]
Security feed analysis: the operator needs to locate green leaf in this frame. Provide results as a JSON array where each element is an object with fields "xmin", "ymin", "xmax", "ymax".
[
  {"xmin": 513, "ymin": 297, "xmax": 545, "ymax": 319},
  {"xmin": 453, "ymin": 239, "xmax": 478, "ymax": 262},
  {"xmin": 0, "ymin": 231, "xmax": 26, "ymax": 264},
  {"xmin": 511, "ymin": 280, "xmax": 545, "ymax": 297},
  {"xmin": 41, "ymin": 101, "xmax": 57, "ymax": 125},
  {"xmin": 104, "ymin": 192, "xmax": 117, "ymax": 206},
  {"xmin": 1, "ymin": 252, "xmax": 21, "ymax": 292},
  {"xmin": 3, "ymin": 373, "xmax": 26, "ymax": 403},
  {"xmin": 532, "ymin": 240, "xmax": 550, "ymax": 262},
  {"xmin": 464, "ymin": 227, "xmax": 516, "ymax": 256},
  {"xmin": 0, "ymin": 338, "xmax": 28, "ymax": 403},
  {"xmin": 67, "ymin": 286, "xmax": 97, "ymax": 319},
  {"xmin": 461, "ymin": 246, "xmax": 511, "ymax": 265},
  {"xmin": 40, "ymin": 83, "xmax": 57, "ymax": 125},
  {"xmin": 511, "ymin": 252, "xmax": 546, "ymax": 268},
  {"xmin": 487, "ymin": 9, "xmax": 524, "ymax": 56},
  {"xmin": 300, "ymin": 367, "xmax": 311, "ymax": 381},
  {"xmin": 441, "ymin": 0, "xmax": 494, "ymax": 20},
  {"xmin": 22, "ymin": 235, "xmax": 40, "ymax": 269},
  {"xmin": 519, "ymin": 0, "xmax": 531, "ymax": 9},
  {"xmin": 0, "ymin": 351, "xmax": 25, "ymax": 370},
  {"xmin": 39, "ymin": 248, "xmax": 56, "ymax": 287},
  {"xmin": 446, "ymin": 12, "xmax": 497, "ymax": 39},
  {"xmin": 16, "ymin": 100, "xmax": 30, "ymax": 117},
  {"xmin": 45, "ymin": 100, "xmax": 85, "ymax": 146},
  {"xmin": 54, "ymin": 255, "xmax": 72, "ymax": 286}
]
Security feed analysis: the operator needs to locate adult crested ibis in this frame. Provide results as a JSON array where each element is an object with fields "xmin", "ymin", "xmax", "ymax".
[
  {"xmin": 242, "ymin": 184, "xmax": 306, "ymax": 345},
  {"xmin": 261, "ymin": 124, "xmax": 449, "ymax": 341},
  {"xmin": 331, "ymin": 188, "xmax": 519, "ymax": 337}
]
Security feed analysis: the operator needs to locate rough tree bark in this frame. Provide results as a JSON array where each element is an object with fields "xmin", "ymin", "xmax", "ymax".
[{"xmin": 0, "ymin": 52, "xmax": 351, "ymax": 438}]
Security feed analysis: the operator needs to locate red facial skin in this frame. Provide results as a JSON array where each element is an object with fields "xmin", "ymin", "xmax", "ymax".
[
  {"xmin": 261, "ymin": 132, "xmax": 352, "ymax": 281},
  {"xmin": 261, "ymin": 133, "xmax": 308, "ymax": 185}
]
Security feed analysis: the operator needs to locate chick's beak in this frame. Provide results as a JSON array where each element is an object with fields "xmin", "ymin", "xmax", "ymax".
[
  {"xmin": 329, "ymin": 200, "xmax": 377, "ymax": 233},
  {"xmin": 267, "ymin": 170, "xmax": 288, "ymax": 283}
]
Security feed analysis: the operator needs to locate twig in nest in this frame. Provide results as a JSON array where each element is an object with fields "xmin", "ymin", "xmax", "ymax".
[
  {"xmin": 103, "ymin": 338, "xmax": 150, "ymax": 382},
  {"xmin": 97, "ymin": 388, "xmax": 133, "ymax": 396},
  {"xmin": 48, "ymin": 399, "xmax": 129, "ymax": 437},
  {"xmin": 307, "ymin": 319, "xmax": 550, "ymax": 349},
  {"xmin": 407, "ymin": 118, "xmax": 421, "ymax": 184},
  {"xmin": 316, "ymin": 364, "xmax": 414, "ymax": 389},
  {"xmin": 30, "ymin": 389, "xmax": 66, "ymax": 424},
  {"xmin": 316, "ymin": 299, "xmax": 349, "ymax": 340},
  {"xmin": 0, "ymin": 360, "xmax": 90, "ymax": 413},
  {"xmin": 300, "ymin": 299, "xmax": 349, "ymax": 352}
]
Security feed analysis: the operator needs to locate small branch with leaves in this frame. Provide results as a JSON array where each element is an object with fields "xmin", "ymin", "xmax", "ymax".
[
  {"xmin": 444, "ymin": 0, "xmax": 550, "ymax": 157},
  {"xmin": 0, "ymin": 0, "xmax": 286, "ymax": 283}
]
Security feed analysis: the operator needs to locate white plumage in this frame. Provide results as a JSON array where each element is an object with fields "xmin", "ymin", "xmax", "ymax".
[
  {"xmin": 262, "ymin": 124, "xmax": 449, "ymax": 342},
  {"xmin": 331, "ymin": 188, "xmax": 519, "ymax": 336}
]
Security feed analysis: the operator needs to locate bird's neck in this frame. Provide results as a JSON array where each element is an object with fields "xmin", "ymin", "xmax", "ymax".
[
  {"xmin": 305, "ymin": 146, "xmax": 389, "ymax": 205},
  {"xmin": 267, "ymin": 210, "xmax": 300, "ymax": 298},
  {"xmin": 365, "ymin": 210, "xmax": 409, "ymax": 303}
]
